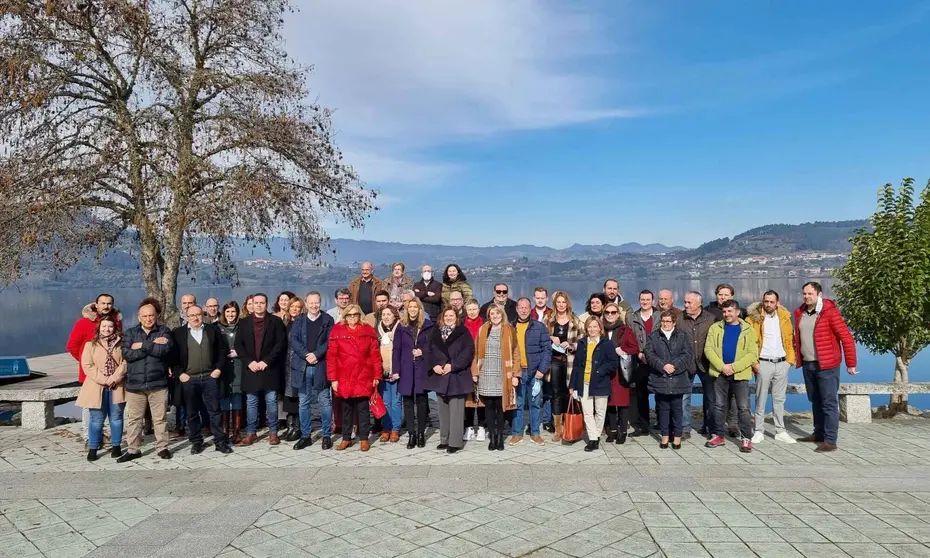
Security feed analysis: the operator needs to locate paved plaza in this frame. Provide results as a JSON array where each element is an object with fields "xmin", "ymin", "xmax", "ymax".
[{"xmin": 3, "ymin": 417, "xmax": 930, "ymax": 557}]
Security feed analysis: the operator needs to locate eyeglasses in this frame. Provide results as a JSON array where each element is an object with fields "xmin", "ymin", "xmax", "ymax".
[
  {"xmin": 605, "ymin": 311, "xmax": 619, "ymax": 316},
  {"xmin": 495, "ymin": 290, "xmax": 508, "ymax": 294},
  {"xmin": 345, "ymin": 313, "xmax": 361, "ymax": 318}
]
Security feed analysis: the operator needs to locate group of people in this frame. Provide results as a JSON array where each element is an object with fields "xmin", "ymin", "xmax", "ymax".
[{"xmin": 66, "ymin": 260, "xmax": 858, "ymax": 462}]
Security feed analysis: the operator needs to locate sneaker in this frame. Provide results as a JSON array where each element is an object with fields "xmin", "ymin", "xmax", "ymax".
[
  {"xmin": 476, "ymin": 427, "xmax": 486, "ymax": 441},
  {"xmin": 774, "ymin": 432, "xmax": 797, "ymax": 444},
  {"xmin": 751, "ymin": 431, "xmax": 764, "ymax": 444},
  {"xmin": 740, "ymin": 438, "xmax": 753, "ymax": 453},
  {"xmin": 463, "ymin": 428, "xmax": 474, "ymax": 441},
  {"xmin": 705, "ymin": 435, "xmax": 726, "ymax": 448},
  {"xmin": 530, "ymin": 435, "xmax": 545, "ymax": 446},
  {"xmin": 509, "ymin": 436, "xmax": 524, "ymax": 446}
]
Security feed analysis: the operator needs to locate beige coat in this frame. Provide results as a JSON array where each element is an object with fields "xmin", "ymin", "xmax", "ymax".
[
  {"xmin": 76, "ymin": 341, "xmax": 127, "ymax": 409},
  {"xmin": 470, "ymin": 323, "xmax": 520, "ymax": 411}
]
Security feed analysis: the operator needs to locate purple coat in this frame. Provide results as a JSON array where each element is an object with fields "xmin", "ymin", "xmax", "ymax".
[
  {"xmin": 393, "ymin": 321, "xmax": 434, "ymax": 396},
  {"xmin": 424, "ymin": 324, "xmax": 475, "ymax": 397}
]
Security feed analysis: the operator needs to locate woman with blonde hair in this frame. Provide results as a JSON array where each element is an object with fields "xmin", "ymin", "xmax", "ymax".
[
  {"xmin": 241, "ymin": 294, "xmax": 254, "ymax": 319},
  {"xmin": 545, "ymin": 291, "xmax": 582, "ymax": 442},
  {"xmin": 394, "ymin": 298, "xmax": 433, "ymax": 448},
  {"xmin": 376, "ymin": 305, "xmax": 402, "ymax": 442},
  {"xmin": 282, "ymin": 296, "xmax": 306, "ymax": 441},
  {"xmin": 568, "ymin": 316, "xmax": 619, "ymax": 451},
  {"xmin": 328, "ymin": 304, "xmax": 382, "ymax": 451},
  {"xmin": 472, "ymin": 305, "xmax": 520, "ymax": 451},
  {"xmin": 77, "ymin": 315, "xmax": 127, "ymax": 461}
]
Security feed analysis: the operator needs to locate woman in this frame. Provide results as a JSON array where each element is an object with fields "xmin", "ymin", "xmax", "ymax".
[
  {"xmin": 376, "ymin": 306, "xmax": 402, "ymax": 442},
  {"xmin": 77, "ymin": 315, "xmax": 126, "ymax": 461},
  {"xmin": 282, "ymin": 296, "xmax": 305, "ymax": 441},
  {"xmin": 217, "ymin": 301, "xmax": 244, "ymax": 443},
  {"xmin": 273, "ymin": 291, "xmax": 298, "ymax": 322},
  {"xmin": 644, "ymin": 310, "xmax": 693, "ymax": 450},
  {"xmin": 462, "ymin": 299, "xmax": 485, "ymax": 441},
  {"xmin": 602, "ymin": 302, "xmax": 639, "ymax": 445},
  {"xmin": 425, "ymin": 306, "xmax": 475, "ymax": 453},
  {"xmin": 578, "ymin": 293, "xmax": 607, "ymax": 325},
  {"xmin": 568, "ymin": 317, "xmax": 619, "ymax": 452},
  {"xmin": 327, "ymin": 304, "xmax": 382, "ymax": 451},
  {"xmin": 241, "ymin": 294, "xmax": 254, "ymax": 320},
  {"xmin": 394, "ymin": 299, "xmax": 434, "ymax": 449},
  {"xmin": 386, "ymin": 262, "xmax": 414, "ymax": 311},
  {"xmin": 472, "ymin": 305, "xmax": 519, "ymax": 451},
  {"xmin": 440, "ymin": 264, "xmax": 473, "ymax": 308},
  {"xmin": 545, "ymin": 291, "xmax": 582, "ymax": 442}
]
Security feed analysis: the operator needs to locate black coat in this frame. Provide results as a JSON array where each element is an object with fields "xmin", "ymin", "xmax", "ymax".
[
  {"xmin": 424, "ymin": 325, "xmax": 475, "ymax": 397},
  {"xmin": 170, "ymin": 324, "xmax": 227, "ymax": 375},
  {"xmin": 234, "ymin": 314, "xmax": 288, "ymax": 393},
  {"xmin": 122, "ymin": 324, "xmax": 174, "ymax": 393},
  {"xmin": 479, "ymin": 298, "xmax": 517, "ymax": 323},
  {"xmin": 568, "ymin": 337, "xmax": 619, "ymax": 397},
  {"xmin": 645, "ymin": 329, "xmax": 694, "ymax": 395},
  {"xmin": 413, "ymin": 279, "xmax": 443, "ymax": 321}
]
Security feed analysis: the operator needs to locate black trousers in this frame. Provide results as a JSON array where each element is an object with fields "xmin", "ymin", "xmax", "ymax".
[
  {"xmin": 548, "ymin": 357, "xmax": 569, "ymax": 415},
  {"xmin": 402, "ymin": 394, "xmax": 429, "ymax": 434},
  {"xmin": 464, "ymin": 406, "xmax": 486, "ymax": 428},
  {"xmin": 181, "ymin": 375, "xmax": 226, "ymax": 445},
  {"xmin": 656, "ymin": 393, "xmax": 683, "ymax": 438},
  {"xmin": 283, "ymin": 395, "xmax": 299, "ymax": 415},
  {"xmin": 632, "ymin": 363, "xmax": 651, "ymax": 429},
  {"xmin": 484, "ymin": 396, "xmax": 504, "ymax": 437},
  {"xmin": 606, "ymin": 406, "xmax": 628, "ymax": 435},
  {"xmin": 342, "ymin": 397, "xmax": 370, "ymax": 440}
]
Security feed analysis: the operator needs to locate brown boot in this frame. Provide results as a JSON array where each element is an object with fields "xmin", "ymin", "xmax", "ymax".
[
  {"xmin": 336, "ymin": 440, "xmax": 351, "ymax": 451},
  {"xmin": 552, "ymin": 415, "xmax": 563, "ymax": 443},
  {"xmin": 360, "ymin": 440, "xmax": 370, "ymax": 452},
  {"xmin": 231, "ymin": 412, "xmax": 242, "ymax": 444},
  {"xmin": 237, "ymin": 433, "xmax": 257, "ymax": 446},
  {"xmin": 389, "ymin": 430, "xmax": 400, "ymax": 443},
  {"xmin": 268, "ymin": 433, "xmax": 281, "ymax": 446}
]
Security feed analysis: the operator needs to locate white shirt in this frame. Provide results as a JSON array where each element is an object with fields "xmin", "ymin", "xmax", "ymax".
[
  {"xmin": 189, "ymin": 323, "xmax": 204, "ymax": 344},
  {"xmin": 662, "ymin": 329, "xmax": 673, "ymax": 340},
  {"xmin": 535, "ymin": 308, "xmax": 547, "ymax": 322},
  {"xmin": 760, "ymin": 312, "xmax": 787, "ymax": 359},
  {"xmin": 308, "ymin": 312, "xmax": 321, "ymax": 322}
]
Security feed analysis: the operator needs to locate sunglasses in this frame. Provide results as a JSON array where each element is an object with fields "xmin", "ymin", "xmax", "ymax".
[
  {"xmin": 345, "ymin": 313, "xmax": 361, "ymax": 317},
  {"xmin": 495, "ymin": 290, "xmax": 508, "ymax": 294},
  {"xmin": 605, "ymin": 311, "xmax": 619, "ymax": 316}
]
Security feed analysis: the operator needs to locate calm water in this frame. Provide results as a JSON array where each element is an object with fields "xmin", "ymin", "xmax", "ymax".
[{"xmin": 1, "ymin": 278, "xmax": 926, "ymax": 411}]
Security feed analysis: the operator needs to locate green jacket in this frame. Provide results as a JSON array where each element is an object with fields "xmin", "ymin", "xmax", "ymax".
[{"xmin": 704, "ymin": 319, "xmax": 759, "ymax": 381}]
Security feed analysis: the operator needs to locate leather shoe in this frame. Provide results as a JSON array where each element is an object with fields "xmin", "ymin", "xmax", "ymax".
[
  {"xmin": 321, "ymin": 437, "xmax": 333, "ymax": 450},
  {"xmin": 584, "ymin": 440, "xmax": 597, "ymax": 452},
  {"xmin": 157, "ymin": 449, "xmax": 172, "ymax": 459},
  {"xmin": 86, "ymin": 449, "xmax": 99, "ymax": 462},
  {"xmin": 436, "ymin": 443, "xmax": 449, "ymax": 450},
  {"xmin": 268, "ymin": 434, "xmax": 281, "ymax": 446},
  {"xmin": 815, "ymin": 442, "xmax": 837, "ymax": 452},
  {"xmin": 190, "ymin": 442, "xmax": 206, "ymax": 455},
  {"xmin": 630, "ymin": 429, "xmax": 649, "ymax": 437},
  {"xmin": 336, "ymin": 440, "xmax": 351, "ymax": 451},
  {"xmin": 237, "ymin": 434, "xmax": 257, "ymax": 447},
  {"xmin": 116, "ymin": 451, "xmax": 142, "ymax": 463},
  {"xmin": 446, "ymin": 446, "xmax": 460, "ymax": 454},
  {"xmin": 616, "ymin": 433, "xmax": 627, "ymax": 445},
  {"xmin": 215, "ymin": 443, "xmax": 233, "ymax": 454},
  {"xmin": 360, "ymin": 440, "xmax": 370, "ymax": 452},
  {"xmin": 380, "ymin": 432, "xmax": 390, "ymax": 442},
  {"xmin": 294, "ymin": 437, "xmax": 312, "ymax": 450},
  {"xmin": 110, "ymin": 446, "xmax": 122, "ymax": 459},
  {"xmin": 416, "ymin": 432, "xmax": 426, "ymax": 448},
  {"xmin": 797, "ymin": 434, "xmax": 821, "ymax": 443},
  {"xmin": 407, "ymin": 434, "xmax": 417, "ymax": 449}
]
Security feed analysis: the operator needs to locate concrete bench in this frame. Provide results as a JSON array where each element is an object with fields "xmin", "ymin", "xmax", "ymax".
[
  {"xmin": 689, "ymin": 382, "xmax": 930, "ymax": 424},
  {"xmin": 0, "ymin": 384, "xmax": 81, "ymax": 429}
]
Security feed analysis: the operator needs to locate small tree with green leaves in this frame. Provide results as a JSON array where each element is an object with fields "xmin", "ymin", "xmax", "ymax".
[{"xmin": 834, "ymin": 178, "xmax": 930, "ymax": 414}]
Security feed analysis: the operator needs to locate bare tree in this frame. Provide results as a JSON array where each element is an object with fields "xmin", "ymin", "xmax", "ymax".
[{"xmin": 0, "ymin": 0, "xmax": 376, "ymax": 325}]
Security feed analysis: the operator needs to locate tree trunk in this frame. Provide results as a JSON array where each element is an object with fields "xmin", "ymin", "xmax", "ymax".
[{"xmin": 889, "ymin": 355, "xmax": 909, "ymax": 415}]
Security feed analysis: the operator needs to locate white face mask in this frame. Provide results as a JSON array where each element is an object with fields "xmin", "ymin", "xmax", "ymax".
[{"xmin": 422, "ymin": 272, "xmax": 432, "ymax": 282}]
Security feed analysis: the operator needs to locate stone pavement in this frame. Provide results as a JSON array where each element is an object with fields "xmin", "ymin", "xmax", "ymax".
[{"xmin": 4, "ymin": 418, "xmax": 930, "ymax": 557}]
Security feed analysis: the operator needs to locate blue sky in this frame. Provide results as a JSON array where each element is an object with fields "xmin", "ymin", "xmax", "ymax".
[{"xmin": 285, "ymin": 1, "xmax": 930, "ymax": 248}]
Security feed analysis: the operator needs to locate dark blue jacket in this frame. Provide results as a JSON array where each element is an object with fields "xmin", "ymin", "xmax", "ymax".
[
  {"xmin": 568, "ymin": 337, "xmax": 619, "ymax": 397},
  {"xmin": 513, "ymin": 319, "xmax": 552, "ymax": 377},
  {"xmin": 288, "ymin": 312, "xmax": 335, "ymax": 393},
  {"xmin": 394, "ymin": 320, "xmax": 434, "ymax": 396},
  {"xmin": 122, "ymin": 324, "xmax": 174, "ymax": 392},
  {"xmin": 645, "ymin": 328, "xmax": 694, "ymax": 395}
]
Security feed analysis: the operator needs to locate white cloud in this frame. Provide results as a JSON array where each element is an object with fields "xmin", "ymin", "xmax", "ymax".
[{"xmin": 284, "ymin": 0, "xmax": 636, "ymax": 189}]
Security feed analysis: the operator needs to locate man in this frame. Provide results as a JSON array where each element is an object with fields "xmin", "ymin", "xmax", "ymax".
[
  {"xmin": 603, "ymin": 279, "xmax": 633, "ymax": 315},
  {"xmin": 746, "ymin": 290, "xmax": 797, "ymax": 445},
  {"xmin": 118, "ymin": 299, "xmax": 174, "ymax": 462},
  {"xmin": 66, "ymin": 293, "xmax": 123, "ymax": 441},
  {"xmin": 173, "ymin": 293, "xmax": 206, "ymax": 436},
  {"xmin": 530, "ymin": 287, "xmax": 552, "ymax": 322},
  {"xmin": 204, "ymin": 298, "xmax": 220, "ymax": 324},
  {"xmin": 327, "ymin": 288, "xmax": 351, "ymax": 321},
  {"xmin": 657, "ymin": 289, "xmax": 682, "ymax": 322},
  {"xmin": 480, "ymin": 283, "xmax": 518, "ymax": 323},
  {"xmin": 363, "ymin": 291, "xmax": 390, "ymax": 327},
  {"xmin": 704, "ymin": 300, "xmax": 759, "ymax": 452},
  {"xmin": 449, "ymin": 290, "xmax": 466, "ymax": 320},
  {"xmin": 179, "ymin": 293, "xmax": 197, "ymax": 326},
  {"xmin": 234, "ymin": 293, "xmax": 289, "ymax": 446},
  {"xmin": 348, "ymin": 261, "xmax": 385, "ymax": 315},
  {"xmin": 678, "ymin": 291, "xmax": 715, "ymax": 440},
  {"xmin": 627, "ymin": 290, "xmax": 657, "ymax": 436},
  {"xmin": 704, "ymin": 284, "xmax": 747, "ymax": 321},
  {"xmin": 794, "ymin": 281, "xmax": 857, "ymax": 452},
  {"xmin": 170, "ymin": 305, "xmax": 232, "ymax": 454},
  {"xmin": 509, "ymin": 298, "xmax": 552, "ymax": 446},
  {"xmin": 289, "ymin": 291, "xmax": 336, "ymax": 450},
  {"xmin": 413, "ymin": 264, "xmax": 443, "ymax": 321}
]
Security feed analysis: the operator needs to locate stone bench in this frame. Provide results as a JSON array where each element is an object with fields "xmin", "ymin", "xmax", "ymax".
[
  {"xmin": 0, "ymin": 385, "xmax": 81, "ymax": 429},
  {"xmin": 689, "ymin": 382, "xmax": 930, "ymax": 424}
]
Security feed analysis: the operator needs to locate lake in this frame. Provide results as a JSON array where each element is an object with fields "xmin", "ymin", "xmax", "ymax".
[{"xmin": 1, "ymin": 278, "xmax": 926, "ymax": 412}]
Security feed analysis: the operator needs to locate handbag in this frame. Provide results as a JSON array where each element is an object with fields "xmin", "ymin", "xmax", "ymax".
[
  {"xmin": 619, "ymin": 354, "xmax": 633, "ymax": 384},
  {"xmin": 562, "ymin": 397, "xmax": 585, "ymax": 442},
  {"xmin": 369, "ymin": 391, "xmax": 387, "ymax": 419}
]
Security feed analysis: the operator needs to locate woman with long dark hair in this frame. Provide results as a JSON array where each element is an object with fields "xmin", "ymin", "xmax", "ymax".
[
  {"xmin": 77, "ymin": 315, "xmax": 127, "ymax": 461},
  {"xmin": 440, "ymin": 264, "xmax": 473, "ymax": 308},
  {"xmin": 217, "ymin": 301, "xmax": 244, "ymax": 443}
]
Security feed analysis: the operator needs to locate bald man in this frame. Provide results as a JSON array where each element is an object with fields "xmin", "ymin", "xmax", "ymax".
[{"xmin": 348, "ymin": 261, "xmax": 385, "ymax": 315}]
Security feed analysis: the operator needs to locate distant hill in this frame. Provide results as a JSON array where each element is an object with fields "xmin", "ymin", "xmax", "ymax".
[
  {"xmin": 233, "ymin": 238, "xmax": 687, "ymax": 266},
  {"xmin": 688, "ymin": 220, "xmax": 869, "ymax": 258}
]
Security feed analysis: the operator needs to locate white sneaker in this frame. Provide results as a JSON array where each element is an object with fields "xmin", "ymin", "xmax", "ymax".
[
  {"xmin": 476, "ymin": 427, "xmax": 486, "ymax": 441},
  {"xmin": 774, "ymin": 431, "xmax": 796, "ymax": 444},
  {"xmin": 751, "ymin": 431, "xmax": 764, "ymax": 444},
  {"xmin": 463, "ymin": 428, "xmax": 473, "ymax": 441}
]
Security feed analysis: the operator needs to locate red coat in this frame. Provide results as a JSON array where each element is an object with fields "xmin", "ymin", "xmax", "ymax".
[
  {"xmin": 326, "ymin": 323, "xmax": 382, "ymax": 398},
  {"xmin": 607, "ymin": 324, "xmax": 639, "ymax": 407},
  {"xmin": 793, "ymin": 298, "xmax": 857, "ymax": 370},
  {"xmin": 65, "ymin": 303, "xmax": 123, "ymax": 384}
]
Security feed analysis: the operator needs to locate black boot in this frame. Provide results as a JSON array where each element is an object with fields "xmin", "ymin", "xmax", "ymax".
[
  {"xmin": 406, "ymin": 432, "xmax": 416, "ymax": 449},
  {"xmin": 416, "ymin": 431, "xmax": 426, "ymax": 448},
  {"xmin": 584, "ymin": 440, "xmax": 597, "ymax": 452},
  {"xmin": 285, "ymin": 414, "xmax": 301, "ymax": 442},
  {"xmin": 496, "ymin": 433, "xmax": 505, "ymax": 451},
  {"xmin": 488, "ymin": 434, "xmax": 496, "ymax": 451},
  {"xmin": 87, "ymin": 448, "xmax": 99, "ymax": 462}
]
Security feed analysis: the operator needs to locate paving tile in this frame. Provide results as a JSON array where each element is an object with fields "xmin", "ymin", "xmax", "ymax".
[{"xmin": 701, "ymin": 542, "xmax": 754, "ymax": 558}]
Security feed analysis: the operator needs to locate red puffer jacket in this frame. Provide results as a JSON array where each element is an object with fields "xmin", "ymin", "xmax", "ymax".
[
  {"xmin": 326, "ymin": 323, "xmax": 382, "ymax": 398},
  {"xmin": 65, "ymin": 303, "xmax": 123, "ymax": 384},
  {"xmin": 793, "ymin": 298, "xmax": 857, "ymax": 370}
]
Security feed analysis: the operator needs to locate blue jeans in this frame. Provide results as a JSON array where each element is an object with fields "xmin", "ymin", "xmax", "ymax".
[
  {"xmin": 541, "ymin": 399, "xmax": 552, "ymax": 426},
  {"xmin": 220, "ymin": 394, "xmax": 242, "ymax": 411},
  {"xmin": 246, "ymin": 390, "xmax": 278, "ymax": 435},
  {"xmin": 379, "ymin": 380, "xmax": 402, "ymax": 432},
  {"xmin": 682, "ymin": 373, "xmax": 695, "ymax": 433},
  {"xmin": 88, "ymin": 388, "xmax": 125, "ymax": 450},
  {"xmin": 802, "ymin": 362, "xmax": 840, "ymax": 444},
  {"xmin": 298, "ymin": 367, "xmax": 332, "ymax": 438},
  {"xmin": 511, "ymin": 370, "xmax": 542, "ymax": 436}
]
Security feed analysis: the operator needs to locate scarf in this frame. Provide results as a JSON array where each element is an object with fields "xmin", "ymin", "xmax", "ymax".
[
  {"xmin": 603, "ymin": 319, "xmax": 622, "ymax": 333},
  {"xmin": 440, "ymin": 325, "xmax": 454, "ymax": 341},
  {"xmin": 103, "ymin": 335, "xmax": 120, "ymax": 377}
]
